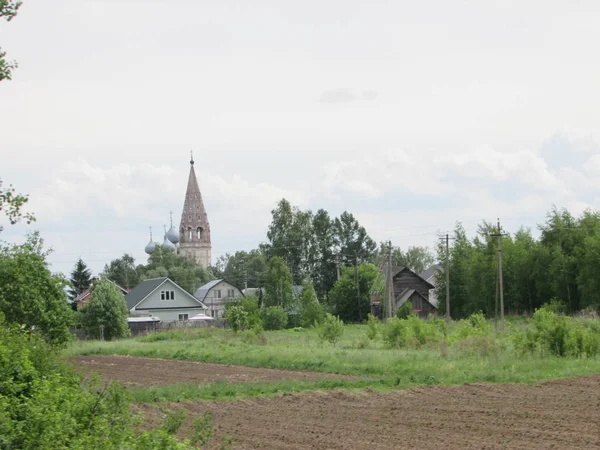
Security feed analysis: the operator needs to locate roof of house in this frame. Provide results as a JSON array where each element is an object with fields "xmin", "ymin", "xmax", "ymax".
[
  {"xmin": 74, "ymin": 279, "xmax": 129, "ymax": 303},
  {"xmin": 396, "ymin": 288, "xmax": 437, "ymax": 311},
  {"xmin": 125, "ymin": 277, "xmax": 169, "ymax": 310},
  {"xmin": 194, "ymin": 279, "xmax": 245, "ymax": 301},
  {"xmin": 419, "ymin": 264, "xmax": 442, "ymax": 283},
  {"xmin": 392, "ymin": 266, "xmax": 435, "ymax": 289}
]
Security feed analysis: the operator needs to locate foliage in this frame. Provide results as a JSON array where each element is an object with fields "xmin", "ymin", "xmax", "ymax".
[
  {"xmin": 262, "ymin": 256, "xmax": 294, "ymax": 309},
  {"xmin": 318, "ymin": 313, "xmax": 344, "ymax": 344},
  {"xmin": 79, "ymin": 279, "xmax": 130, "ymax": 340},
  {"xmin": 328, "ymin": 263, "xmax": 378, "ymax": 322},
  {"xmin": 396, "ymin": 301, "xmax": 415, "ymax": 320},
  {"xmin": 261, "ymin": 199, "xmax": 376, "ymax": 294},
  {"xmin": 103, "ymin": 253, "xmax": 140, "ymax": 290},
  {"xmin": 224, "ymin": 305, "xmax": 249, "ymax": 332},
  {"xmin": 261, "ymin": 306, "xmax": 288, "ymax": 331},
  {"xmin": 374, "ymin": 243, "xmax": 435, "ymax": 274},
  {"xmin": 435, "ymin": 208, "xmax": 600, "ymax": 318},
  {"xmin": 297, "ymin": 278, "xmax": 324, "ymax": 327},
  {"xmin": 453, "ymin": 312, "xmax": 492, "ymax": 342},
  {"xmin": 513, "ymin": 305, "xmax": 600, "ymax": 357},
  {"xmin": 0, "ymin": 1, "xmax": 22, "ymax": 82},
  {"xmin": 213, "ymin": 249, "xmax": 266, "ymax": 289},
  {"xmin": 0, "ymin": 316, "xmax": 200, "ymax": 449},
  {"xmin": 366, "ymin": 313, "xmax": 380, "ymax": 340},
  {"xmin": 0, "ymin": 233, "xmax": 73, "ymax": 345},
  {"xmin": 190, "ymin": 412, "xmax": 213, "ymax": 447},
  {"xmin": 69, "ymin": 257, "xmax": 92, "ymax": 301},
  {"xmin": 0, "ymin": 179, "xmax": 35, "ymax": 232}
]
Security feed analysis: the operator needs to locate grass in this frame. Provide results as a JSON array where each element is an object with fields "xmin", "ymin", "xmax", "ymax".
[{"xmin": 66, "ymin": 318, "xmax": 600, "ymax": 397}]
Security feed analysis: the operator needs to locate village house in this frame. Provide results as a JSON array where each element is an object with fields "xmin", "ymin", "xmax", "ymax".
[
  {"xmin": 74, "ymin": 277, "xmax": 129, "ymax": 310},
  {"xmin": 194, "ymin": 279, "xmax": 244, "ymax": 319},
  {"xmin": 125, "ymin": 277, "xmax": 208, "ymax": 321}
]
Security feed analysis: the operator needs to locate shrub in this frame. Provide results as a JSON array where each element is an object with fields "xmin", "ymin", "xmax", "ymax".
[
  {"xmin": 366, "ymin": 313, "xmax": 380, "ymax": 340},
  {"xmin": 319, "ymin": 313, "xmax": 344, "ymax": 345},
  {"xmin": 396, "ymin": 301, "xmax": 415, "ymax": 320},
  {"xmin": 261, "ymin": 306, "xmax": 288, "ymax": 331},
  {"xmin": 224, "ymin": 305, "xmax": 249, "ymax": 332},
  {"xmin": 80, "ymin": 279, "xmax": 130, "ymax": 341},
  {"xmin": 382, "ymin": 317, "xmax": 411, "ymax": 348},
  {"xmin": 454, "ymin": 312, "xmax": 492, "ymax": 341}
]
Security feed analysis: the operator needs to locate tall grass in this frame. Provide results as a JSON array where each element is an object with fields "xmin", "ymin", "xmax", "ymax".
[{"xmin": 65, "ymin": 315, "xmax": 600, "ymax": 388}]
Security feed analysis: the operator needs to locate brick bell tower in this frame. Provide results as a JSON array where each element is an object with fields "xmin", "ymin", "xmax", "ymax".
[{"xmin": 177, "ymin": 153, "xmax": 211, "ymax": 267}]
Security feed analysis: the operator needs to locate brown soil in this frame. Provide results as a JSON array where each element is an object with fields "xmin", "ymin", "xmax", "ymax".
[
  {"xmin": 70, "ymin": 355, "xmax": 357, "ymax": 386},
  {"xmin": 136, "ymin": 375, "xmax": 600, "ymax": 450}
]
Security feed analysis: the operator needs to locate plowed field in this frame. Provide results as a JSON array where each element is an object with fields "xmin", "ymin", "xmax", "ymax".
[
  {"xmin": 136, "ymin": 375, "xmax": 600, "ymax": 450},
  {"xmin": 71, "ymin": 355, "xmax": 357, "ymax": 386}
]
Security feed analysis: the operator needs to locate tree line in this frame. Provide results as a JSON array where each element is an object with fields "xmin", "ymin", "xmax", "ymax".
[{"xmin": 436, "ymin": 208, "xmax": 600, "ymax": 318}]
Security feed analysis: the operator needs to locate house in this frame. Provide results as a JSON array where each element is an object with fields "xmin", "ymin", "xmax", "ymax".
[
  {"xmin": 125, "ymin": 277, "xmax": 208, "ymax": 321},
  {"xmin": 419, "ymin": 264, "xmax": 442, "ymax": 308},
  {"xmin": 74, "ymin": 277, "xmax": 129, "ymax": 310},
  {"xmin": 194, "ymin": 279, "xmax": 244, "ymax": 319},
  {"xmin": 392, "ymin": 267, "xmax": 437, "ymax": 319}
]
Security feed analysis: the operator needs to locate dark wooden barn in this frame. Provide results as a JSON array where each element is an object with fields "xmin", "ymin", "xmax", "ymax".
[{"xmin": 391, "ymin": 267, "xmax": 437, "ymax": 319}]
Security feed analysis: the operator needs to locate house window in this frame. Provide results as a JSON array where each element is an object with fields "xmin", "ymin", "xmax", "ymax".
[
  {"xmin": 178, "ymin": 313, "xmax": 189, "ymax": 321},
  {"xmin": 227, "ymin": 289, "xmax": 234, "ymax": 298},
  {"xmin": 161, "ymin": 290, "xmax": 175, "ymax": 300},
  {"xmin": 211, "ymin": 310, "xmax": 215, "ymax": 318},
  {"xmin": 215, "ymin": 290, "xmax": 221, "ymax": 299}
]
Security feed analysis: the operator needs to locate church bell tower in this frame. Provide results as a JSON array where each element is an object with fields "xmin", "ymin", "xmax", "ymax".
[{"xmin": 178, "ymin": 153, "xmax": 211, "ymax": 268}]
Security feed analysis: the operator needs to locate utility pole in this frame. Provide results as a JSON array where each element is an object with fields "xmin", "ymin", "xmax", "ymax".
[
  {"xmin": 355, "ymin": 252, "xmax": 362, "ymax": 322},
  {"xmin": 244, "ymin": 269, "xmax": 248, "ymax": 291},
  {"xmin": 489, "ymin": 219, "xmax": 507, "ymax": 331},
  {"xmin": 335, "ymin": 254, "xmax": 341, "ymax": 281},
  {"xmin": 440, "ymin": 234, "xmax": 454, "ymax": 323},
  {"xmin": 386, "ymin": 240, "xmax": 394, "ymax": 319}
]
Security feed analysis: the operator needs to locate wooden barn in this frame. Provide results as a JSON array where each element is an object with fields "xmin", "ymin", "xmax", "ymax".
[{"xmin": 391, "ymin": 267, "xmax": 437, "ymax": 318}]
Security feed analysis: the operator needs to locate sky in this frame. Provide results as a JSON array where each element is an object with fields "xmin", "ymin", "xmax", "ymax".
[{"xmin": 1, "ymin": 0, "xmax": 600, "ymax": 277}]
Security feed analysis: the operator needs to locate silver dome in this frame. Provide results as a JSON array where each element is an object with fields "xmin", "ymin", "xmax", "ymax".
[
  {"xmin": 162, "ymin": 231, "xmax": 176, "ymax": 252},
  {"xmin": 166, "ymin": 225, "xmax": 180, "ymax": 244},
  {"xmin": 145, "ymin": 240, "xmax": 156, "ymax": 254}
]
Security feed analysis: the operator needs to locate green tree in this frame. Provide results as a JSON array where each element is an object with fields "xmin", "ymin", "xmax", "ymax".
[
  {"xmin": 311, "ymin": 209, "xmax": 337, "ymax": 299},
  {"xmin": 0, "ymin": 179, "xmax": 35, "ymax": 232},
  {"xmin": 263, "ymin": 256, "xmax": 294, "ymax": 310},
  {"xmin": 0, "ymin": 1, "xmax": 22, "ymax": 81},
  {"xmin": 69, "ymin": 257, "xmax": 92, "ymax": 301},
  {"xmin": 318, "ymin": 313, "xmax": 344, "ymax": 345},
  {"xmin": 0, "ymin": 233, "xmax": 72, "ymax": 345},
  {"xmin": 327, "ymin": 262, "xmax": 378, "ymax": 323},
  {"xmin": 80, "ymin": 279, "xmax": 130, "ymax": 340},
  {"xmin": 261, "ymin": 306, "xmax": 288, "ymax": 330},
  {"xmin": 103, "ymin": 253, "xmax": 140, "ymax": 290},
  {"xmin": 297, "ymin": 278, "xmax": 324, "ymax": 327},
  {"xmin": 214, "ymin": 249, "xmax": 266, "ymax": 289},
  {"xmin": 333, "ymin": 211, "xmax": 376, "ymax": 267},
  {"xmin": 223, "ymin": 305, "xmax": 248, "ymax": 332}
]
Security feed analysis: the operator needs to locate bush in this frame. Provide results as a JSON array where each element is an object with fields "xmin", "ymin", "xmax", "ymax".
[
  {"xmin": 382, "ymin": 317, "xmax": 410, "ymax": 348},
  {"xmin": 366, "ymin": 313, "xmax": 380, "ymax": 340},
  {"xmin": 261, "ymin": 306, "xmax": 288, "ymax": 331},
  {"xmin": 453, "ymin": 312, "xmax": 492, "ymax": 341},
  {"xmin": 80, "ymin": 279, "xmax": 130, "ymax": 341},
  {"xmin": 396, "ymin": 301, "xmax": 415, "ymax": 320},
  {"xmin": 319, "ymin": 313, "xmax": 344, "ymax": 345},
  {"xmin": 224, "ymin": 305, "xmax": 249, "ymax": 332},
  {"xmin": 0, "ymin": 315, "xmax": 198, "ymax": 449}
]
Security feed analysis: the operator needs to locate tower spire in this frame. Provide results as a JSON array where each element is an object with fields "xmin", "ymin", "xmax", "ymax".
[
  {"xmin": 190, "ymin": 150, "xmax": 194, "ymax": 165},
  {"xmin": 178, "ymin": 154, "xmax": 211, "ymax": 267}
]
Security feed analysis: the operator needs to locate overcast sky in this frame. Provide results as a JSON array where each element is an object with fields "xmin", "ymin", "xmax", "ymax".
[{"xmin": 2, "ymin": 0, "xmax": 600, "ymax": 276}]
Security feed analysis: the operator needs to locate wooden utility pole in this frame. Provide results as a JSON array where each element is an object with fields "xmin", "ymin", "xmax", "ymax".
[
  {"xmin": 386, "ymin": 240, "xmax": 394, "ymax": 319},
  {"xmin": 355, "ymin": 252, "xmax": 362, "ymax": 322},
  {"xmin": 440, "ymin": 234, "xmax": 453, "ymax": 322},
  {"xmin": 490, "ymin": 219, "xmax": 507, "ymax": 331}
]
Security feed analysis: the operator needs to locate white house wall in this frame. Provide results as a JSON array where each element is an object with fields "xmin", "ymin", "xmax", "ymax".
[{"xmin": 202, "ymin": 281, "xmax": 243, "ymax": 319}]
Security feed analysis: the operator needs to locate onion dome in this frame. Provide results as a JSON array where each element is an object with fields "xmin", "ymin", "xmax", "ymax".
[
  {"xmin": 162, "ymin": 225, "xmax": 176, "ymax": 252},
  {"xmin": 166, "ymin": 211, "xmax": 180, "ymax": 244},
  {"xmin": 145, "ymin": 227, "xmax": 157, "ymax": 254}
]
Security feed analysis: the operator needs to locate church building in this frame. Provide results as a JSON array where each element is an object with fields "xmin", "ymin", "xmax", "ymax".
[{"xmin": 144, "ymin": 154, "xmax": 212, "ymax": 268}]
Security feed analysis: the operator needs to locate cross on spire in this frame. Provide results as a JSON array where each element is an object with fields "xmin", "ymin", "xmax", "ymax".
[
  {"xmin": 190, "ymin": 150, "xmax": 194, "ymax": 165},
  {"xmin": 169, "ymin": 210, "xmax": 173, "ymax": 227}
]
